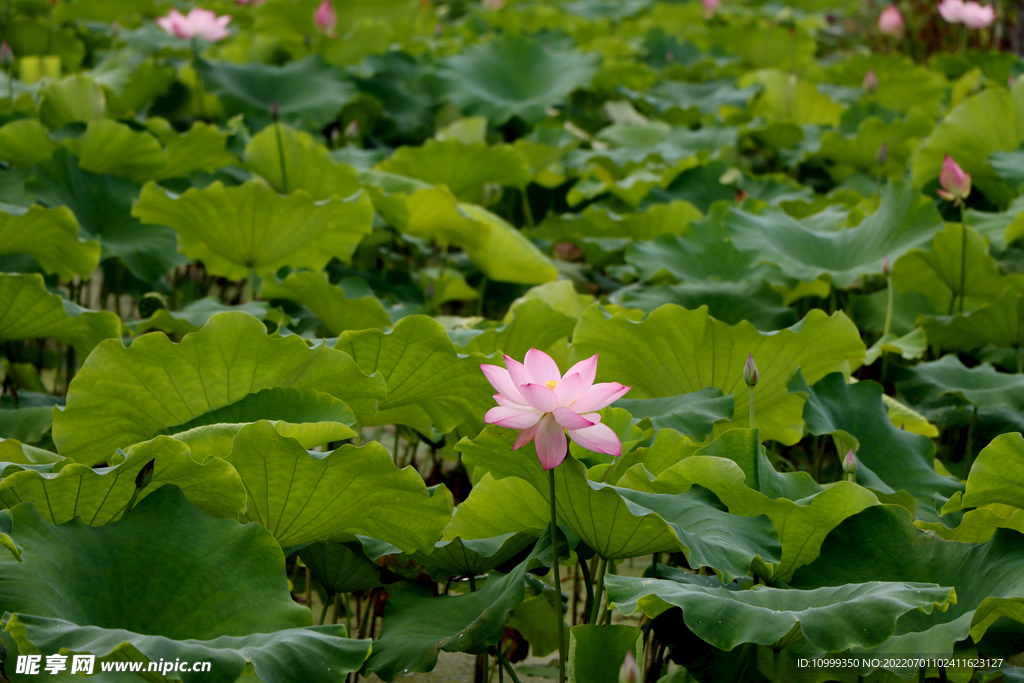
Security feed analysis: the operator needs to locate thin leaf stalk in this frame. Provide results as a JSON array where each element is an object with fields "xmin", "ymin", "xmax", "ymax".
[{"xmin": 549, "ymin": 468, "xmax": 565, "ymax": 683}]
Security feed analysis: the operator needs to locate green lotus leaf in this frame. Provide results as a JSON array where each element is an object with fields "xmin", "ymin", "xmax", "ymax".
[
  {"xmin": 377, "ymin": 138, "xmax": 532, "ymax": 201},
  {"xmin": 896, "ymin": 354, "xmax": 1024, "ymax": 410},
  {"xmin": 919, "ymin": 287, "xmax": 1024, "ymax": 352},
  {"xmin": 459, "ymin": 203, "xmax": 559, "ymax": 285},
  {"xmin": 133, "ymin": 179, "xmax": 374, "ymax": 281},
  {"xmin": 614, "ymin": 388, "xmax": 734, "ymax": 442},
  {"xmin": 964, "ymin": 195, "xmax": 1024, "ymax": 249},
  {"xmin": 218, "ymin": 420, "xmax": 450, "ymax": 552},
  {"xmin": 0, "ymin": 204, "xmax": 99, "ymax": 280},
  {"xmin": 0, "ymin": 485, "xmax": 370, "ymax": 683},
  {"xmin": 52, "ymin": 312, "xmax": 385, "ymax": 466},
  {"xmin": 626, "ymin": 204, "xmax": 767, "ymax": 283},
  {"xmin": 0, "ymin": 118, "xmax": 59, "ymax": 168},
  {"xmin": 37, "ymin": 74, "xmax": 105, "ymax": 130},
  {"xmin": 362, "ymin": 171, "xmax": 487, "ymax": 247},
  {"xmin": 507, "ymin": 589, "xmax": 563, "ymax": 659},
  {"xmin": 0, "ymin": 393, "xmax": 60, "ymax": 446},
  {"xmin": 530, "ymin": 201, "xmax": 703, "ymax": 244},
  {"xmin": 144, "ymin": 118, "xmax": 238, "ymax": 181},
  {"xmin": 862, "ymin": 328, "xmax": 927, "ymax": 366},
  {"xmin": 261, "ymin": 269, "xmax": 390, "ymax": 335},
  {"xmin": 823, "ymin": 54, "xmax": 947, "ymax": 115},
  {"xmin": 244, "ymin": 123, "xmax": 361, "ymax": 199},
  {"xmin": 586, "ymin": 122, "xmax": 737, "ymax": 167},
  {"xmin": 740, "ymin": 70, "xmax": 843, "ymax": 126},
  {"xmin": 792, "ymin": 504, "xmax": 1024, "ymax": 673},
  {"xmin": 569, "ymin": 304, "xmax": 864, "ymax": 444},
  {"xmin": 412, "ymin": 532, "xmax": 543, "ymax": 581},
  {"xmin": 128, "ymin": 297, "xmax": 286, "ymax": 336},
  {"xmin": 618, "ymin": 429, "xmax": 880, "ymax": 579},
  {"xmin": 607, "ymin": 573, "xmax": 954, "ymax": 653},
  {"xmin": 0, "ymin": 273, "xmax": 121, "ymax": 358},
  {"xmin": 912, "ymin": 80, "xmax": 1024, "ymax": 205},
  {"xmin": 364, "ymin": 533, "xmax": 553, "ymax": 682},
  {"xmin": 449, "ymin": 299, "xmax": 577, "ymax": 360},
  {"xmin": 590, "ymin": 429, "xmax": 701, "ymax": 485},
  {"xmin": 0, "ymin": 435, "xmax": 246, "ymax": 525},
  {"xmin": 443, "ymin": 472, "xmax": 550, "ymax": 540},
  {"xmin": 640, "ymin": 78, "xmax": 761, "ymax": 117},
  {"xmin": 458, "ymin": 427, "xmax": 780, "ymax": 578},
  {"xmin": 567, "ymin": 624, "xmax": 643, "ymax": 683},
  {"xmin": 437, "ymin": 33, "xmax": 600, "ymax": 125},
  {"xmin": 990, "ymin": 143, "xmax": 1024, "ymax": 194},
  {"xmin": 0, "ymin": 437, "xmax": 62, "ymax": 477},
  {"xmin": 29, "ymin": 149, "xmax": 187, "ymax": 284},
  {"xmin": 196, "ymin": 56, "xmax": 357, "ymax": 132},
  {"xmin": 811, "ymin": 111, "xmax": 934, "ymax": 182},
  {"xmin": 610, "ymin": 281, "xmax": 795, "ymax": 331},
  {"xmin": 892, "ymin": 223, "xmax": 1022, "ymax": 314},
  {"xmin": 64, "ymin": 119, "xmax": 167, "ymax": 183},
  {"xmin": 794, "ymin": 372, "xmax": 963, "ymax": 522},
  {"xmin": 332, "ymin": 315, "xmax": 492, "ymax": 434},
  {"xmin": 724, "ymin": 181, "xmax": 945, "ymax": 288},
  {"xmin": 299, "ymin": 541, "xmax": 387, "ymax": 595}
]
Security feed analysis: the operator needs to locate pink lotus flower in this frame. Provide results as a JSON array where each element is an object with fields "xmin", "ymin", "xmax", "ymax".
[
  {"xmin": 482, "ymin": 349, "xmax": 630, "ymax": 470},
  {"xmin": 157, "ymin": 8, "xmax": 231, "ymax": 42},
  {"xmin": 936, "ymin": 154, "xmax": 971, "ymax": 204},
  {"xmin": 878, "ymin": 5, "xmax": 904, "ymax": 34},
  {"xmin": 702, "ymin": 0, "xmax": 721, "ymax": 16},
  {"xmin": 314, "ymin": 0, "xmax": 338, "ymax": 36},
  {"xmin": 959, "ymin": 1, "xmax": 995, "ymax": 27},
  {"xmin": 862, "ymin": 69, "xmax": 879, "ymax": 92},
  {"xmin": 482, "ymin": 0, "xmax": 505, "ymax": 8},
  {"xmin": 938, "ymin": 0, "xmax": 965, "ymax": 21}
]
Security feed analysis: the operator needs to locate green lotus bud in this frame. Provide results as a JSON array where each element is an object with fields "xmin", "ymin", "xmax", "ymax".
[
  {"xmin": 743, "ymin": 353, "xmax": 759, "ymax": 387},
  {"xmin": 135, "ymin": 458, "xmax": 155, "ymax": 489},
  {"xmin": 618, "ymin": 651, "xmax": 639, "ymax": 683},
  {"xmin": 842, "ymin": 450, "xmax": 857, "ymax": 474}
]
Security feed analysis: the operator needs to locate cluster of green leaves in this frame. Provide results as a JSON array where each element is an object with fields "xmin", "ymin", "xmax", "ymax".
[{"xmin": 3, "ymin": 0, "xmax": 1024, "ymax": 682}]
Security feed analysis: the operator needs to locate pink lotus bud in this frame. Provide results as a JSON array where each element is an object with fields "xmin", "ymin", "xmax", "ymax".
[
  {"xmin": 862, "ymin": 70, "xmax": 879, "ymax": 92},
  {"xmin": 743, "ymin": 354, "xmax": 759, "ymax": 387},
  {"xmin": 619, "ymin": 651, "xmax": 640, "ymax": 683},
  {"xmin": 936, "ymin": 154, "xmax": 971, "ymax": 205},
  {"xmin": 878, "ymin": 5, "xmax": 904, "ymax": 34},
  {"xmin": 882, "ymin": 256, "xmax": 892, "ymax": 276},
  {"xmin": 1010, "ymin": 74, "xmax": 1018, "ymax": 88},
  {"xmin": 314, "ymin": 0, "xmax": 337, "ymax": 36},
  {"xmin": 877, "ymin": 142, "xmax": 888, "ymax": 166},
  {"xmin": 482, "ymin": 0, "xmax": 505, "ymax": 8},
  {"xmin": 0, "ymin": 42, "xmax": 14, "ymax": 71},
  {"xmin": 702, "ymin": 0, "xmax": 721, "ymax": 16},
  {"xmin": 842, "ymin": 450, "xmax": 858, "ymax": 474}
]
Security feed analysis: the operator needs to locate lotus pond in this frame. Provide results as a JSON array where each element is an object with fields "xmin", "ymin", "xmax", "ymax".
[{"xmin": 3, "ymin": 0, "xmax": 1024, "ymax": 682}]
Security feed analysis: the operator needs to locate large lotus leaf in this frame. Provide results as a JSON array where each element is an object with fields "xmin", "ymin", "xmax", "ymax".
[
  {"xmin": 360, "ymin": 171, "xmax": 477, "ymax": 245},
  {"xmin": 63, "ymin": 119, "xmax": 167, "ymax": 184},
  {"xmin": 0, "ymin": 437, "xmax": 63, "ymax": 476},
  {"xmin": 811, "ymin": 111, "xmax": 934, "ymax": 182},
  {"xmin": 892, "ymin": 223, "xmax": 1022, "ymax": 314},
  {"xmin": 586, "ymin": 123, "xmax": 737, "ymax": 167},
  {"xmin": 529, "ymin": 201, "xmax": 702, "ymax": 244},
  {"xmin": 220, "ymin": 421, "xmax": 450, "ymax": 552},
  {"xmin": 0, "ymin": 118, "xmax": 59, "ymax": 168},
  {"xmin": 607, "ymin": 573, "xmax": 954, "ymax": 653},
  {"xmin": 896, "ymin": 354, "xmax": 1024, "ymax": 410},
  {"xmin": 332, "ymin": 315, "xmax": 492, "ymax": 435},
  {"xmin": 626, "ymin": 204, "xmax": 767, "ymax": 283},
  {"xmin": 0, "ymin": 393, "xmax": 60, "ymax": 445},
  {"xmin": 377, "ymin": 139, "xmax": 531, "ymax": 200},
  {"xmin": 364, "ymin": 533, "xmax": 553, "ymax": 682},
  {"xmin": 589, "ymin": 429, "xmax": 701, "ymax": 485},
  {"xmin": 618, "ymin": 430, "xmax": 879, "ymax": 579},
  {"xmin": 567, "ymin": 624, "xmax": 644, "ymax": 683},
  {"xmin": 0, "ymin": 273, "xmax": 120, "ymax": 358},
  {"xmin": 244, "ymin": 123, "xmax": 361, "ymax": 199},
  {"xmin": 0, "ymin": 204, "xmax": 99, "ymax": 280},
  {"xmin": 792, "ymin": 504, "xmax": 1024, "ymax": 672},
  {"xmin": 919, "ymin": 287, "xmax": 1024, "ymax": 352},
  {"xmin": 196, "ymin": 56, "xmax": 357, "ymax": 132},
  {"xmin": 0, "ymin": 486, "xmax": 370, "ymax": 683},
  {"xmin": 964, "ymin": 195, "xmax": 1024, "ymax": 249},
  {"xmin": 29, "ymin": 149, "xmax": 186, "ymax": 284},
  {"xmin": 458, "ymin": 427, "xmax": 780, "ymax": 578},
  {"xmin": 299, "ymin": 541, "xmax": 387, "ymax": 595},
  {"xmin": 641, "ymin": 79, "xmax": 761, "ymax": 117},
  {"xmin": 610, "ymin": 281, "xmax": 795, "ymax": 331},
  {"xmin": 861, "ymin": 328, "xmax": 927, "ymax": 367},
  {"xmin": 723, "ymin": 181, "xmax": 945, "ymax": 288},
  {"xmin": 261, "ymin": 270, "xmax": 390, "ymax": 335},
  {"xmin": 794, "ymin": 372, "xmax": 963, "ymax": 522},
  {"xmin": 740, "ymin": 70, "xmax": 843, "ymax": 126},
  {"xmin": 52, "ymin": 312, "xmax": 385, "ymax": 466},
  {"xmin": 459, "ymin": 203, "xmax": 559, "ymax": 285},
  {"xmin": 144, "ymin": 118, "xmax": 238, "ymax": 181},
  {"xmin": 252, "ymin": 0, "xmax": 418, "ymax": 49},
  {"xmin": 569, "ymin": 304, "xmax": 864, "ymax": 445},
  {"xmin": 912, "ymin": 80, "xmax": 1024, "ymax": 205},
  {"xmin": 0, "ymin": 435, "xmax": 246, "ymax": 525},
  {"xmin": 614, "ymin": 388, "xmax": 734, "ymax": 442},
  {"xmin": 412, "ymin": 532, "xmax": 543, "ymax": 581},
  {"xmin": 443, "ymin": 472, "xmax": 550, "ymax": 540},
  {"xmin": 437, "ymin": 33, "xmax": 600, "ymax": 125},
  {"xmin": 129, "ymin": 298, "xmax": 285, "ymax": 336},
  {"xmin": 37, "ymin": 75, "xmax": 105, "ymax": 130},
  {"xmin": 449, "ymin": 299, "xmax": 577, "ymax": 360},
  {"xmin": 132, "ymin": 180, "xmax": 374, "ymax": 281},
  {"xmin": 919, "ymin": 433, "xmax": 1024, "ymax": 542}
]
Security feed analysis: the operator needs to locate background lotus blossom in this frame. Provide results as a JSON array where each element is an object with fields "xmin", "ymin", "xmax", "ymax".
[
  {"xmin": 482, "ymin": 349, "xmax": 630, "ymax": 469},
  {"xmin": 938, "ymin": 0, "xmax": 995, "ymax": 26},
  {"xmin": 157, "ymin": 8, "xmax": 231, "ymax": 42},
  {"xmin": 937, "ymin": 154, "xmax": 971, "ymax": 204},
  {"xmin": 878, "ymin": 5, "xmax": 904, "ymax": 34},
  {"xmin": 702, "ymin": 0, "xmax": 721, "ymax": 17},
  {"xmin": 314, "ymin": 0, "xmax": 338, "ymax": 36}
]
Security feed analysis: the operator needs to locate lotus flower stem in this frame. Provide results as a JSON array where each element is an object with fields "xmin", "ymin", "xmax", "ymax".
[
  {"xmin": 495, "ymin": 647, "xmax": 522, "ymax": 683},
  {"xmin": 549, "ymin": 468, "xmax": 566, "ymax": 683},
  {"xmin": 883, "ymin": 259, "xmax": 894, "ymax": 337},
  {"xmin": 190, "ymin": 37, "xmax": 209, "ymax": 121},
  {"xmin": 958, "ymin": 205, "xmax": 967, "ymax": 314},
  {"xmin": 578, "ymin": 553, "xmax": 594, "ymax": 624},
  {"xmin": 305, "ymin": 567, "xmax": 312, "ymax": 613},
  {"xmin": 273, "ymin": 120, "xmax": 289, "ymax": 194},
  {"xmin": 1017, "ymin": 347, "xmax": 1022, "ymax": 374},
  {"xmin": 964, "ymin": 405, "xmax": 978, "ymax": 474},
  {"xmin": 590, "ymin": 556, "xmax": 608, "ymax": 625},
  {"xmin": 342, "ymin": 593, "xmax": 351, "ymax": 632},
  {"xmin": 748, "ymin": 387, "xmax": 755, "ymax": 431},
  {"xmin": 246, "ymin": 268, "xmax": 256, "ymax": 303},
  {"xmin": 318, "ymin": 598, "xmax": 330, "ymax": 625}
]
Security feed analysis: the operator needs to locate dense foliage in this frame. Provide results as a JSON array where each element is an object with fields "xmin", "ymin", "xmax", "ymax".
[{"xmin": 2, "ymin": 0, "xmax": 1024, "ymax": 681}]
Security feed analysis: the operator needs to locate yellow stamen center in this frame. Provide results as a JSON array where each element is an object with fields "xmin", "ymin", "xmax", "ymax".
[{"xmin": 544, "ymin": 380, "xmax": 558, "ymax": 390}]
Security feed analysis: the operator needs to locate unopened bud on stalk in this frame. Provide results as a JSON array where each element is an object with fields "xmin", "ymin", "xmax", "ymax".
[
  {"xmin": 136, "ymin": 458, "xmax": 156, "ymax": 488},
  {"xmin": 345, "ymin": 118, "xmax": 359, "ymax": 141},
  {"xmin": 743, "ymin": 354, "xmax": 759, "ymax": 387},
  {"xmin": 842, "ymin": 450, "xmax": 858, "ymax": 474},
  {"xmin": 882, "ymin": 256, "xmax": 892, "ymax": 276},
  {"xmin": 619, "ymin": 651, "xmax": 640, "ymax": 683},
  {"xmin": 876, "ymin": 142, "xmax": 888, "ymax": 166},
  {"xmin": 0, "ymin": 42, "xmax": 14, "ymax": 71},
  {"xmin": 862, "ymin": 69, "xmax": 878, "ymax": 93}
]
